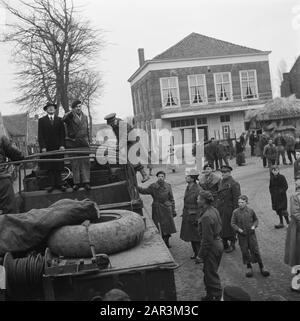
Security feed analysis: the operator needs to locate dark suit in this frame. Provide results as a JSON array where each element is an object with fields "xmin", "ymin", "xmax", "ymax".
[{"xmin": 38, "ymin": 115, "xmax": 65, "ymax": 188}]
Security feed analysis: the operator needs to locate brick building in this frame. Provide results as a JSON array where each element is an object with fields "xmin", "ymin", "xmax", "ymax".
[
  {"xmin": 128, "ymin": 33, "xmax": 273, "ymax": 144},
  {"xmin": 281, "ymin": 56, "xmax": 300, "ymax": 98}
]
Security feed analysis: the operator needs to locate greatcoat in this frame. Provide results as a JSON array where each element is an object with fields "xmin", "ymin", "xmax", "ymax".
[
  {"xmin": 38, "ymin": 115, "xmax": 65, "ymax": 171},
  {"xmin": 284, "ymin": 192, "xmax": 300, "ymax": 266},
  {"xmin": 138, "ymin": 181, "xmax": 176, "ymax": 236},
  {"xmin": 269, "ymin": 173, "xmax": 288, "ymax": 214},
  {"xmin": 215, "ymin": 176, "xmax": 241, "ymax": 239},
  {"xmin": 180, "ymin": 182, "xmax": 202, "ymax": 242}
]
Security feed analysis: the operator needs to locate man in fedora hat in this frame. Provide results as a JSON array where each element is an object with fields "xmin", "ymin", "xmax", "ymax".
[
  {"xmin": 38, "ymin": 102, "xmax": 66, "ymax": 193},
  {"xmin": 215, "ymin": 165, "xmax": 241, "ymax": 253},
  {"xmin": 104, "ymin": 113, "xmax": 149, "ymax": 182},
  {"xmin": 63, "ymin": 99, "xmax": 91, "ymax": 191}
]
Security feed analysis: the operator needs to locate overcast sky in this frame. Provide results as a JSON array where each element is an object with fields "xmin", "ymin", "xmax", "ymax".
[{"xmin": 0, "ymin": 0, "xmax": 300, "ymax": 123}]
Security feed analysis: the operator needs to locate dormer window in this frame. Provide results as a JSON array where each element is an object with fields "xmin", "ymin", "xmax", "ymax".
[{"xmin": 160, "ymin": 77, "xmax": 180, "ymax": 107}]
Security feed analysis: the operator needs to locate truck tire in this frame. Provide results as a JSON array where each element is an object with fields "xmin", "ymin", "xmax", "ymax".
[{"xmin": 47, "ymin": 210, "xmax": 145, "ymax": 258}]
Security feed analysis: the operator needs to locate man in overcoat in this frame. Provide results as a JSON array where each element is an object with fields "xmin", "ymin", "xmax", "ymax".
[
  {"xmin": 0, "ymin": 135, "xmax": 24, "ymax": 214},
  {"xmin": 269, "ymin": 165, "xmax": 289, "ymax": 228},
  {"xmin": 215, "ymin": 165, "xmax": 241, "ymax": 253},
  {"xmin": 180, "ymin": 169, "xmax": 203, "ymax": 259},
  {"xmin": 199, "ymin": 163, "xmax": 221, "ymax": 205},
  {"xmin": 138, "ymin": 171, "xmax": 176, "ymax": 247},
  {"xmin": 38, "ymin": 102, "xmax": 66, "ymax": 192},
  {"xmin": 63, "ymin": 100, "xmax": 91, "ymax": 191},
  {"xmin": 284, "ymin": 177, "xmax": 300, "ymax": 267}
]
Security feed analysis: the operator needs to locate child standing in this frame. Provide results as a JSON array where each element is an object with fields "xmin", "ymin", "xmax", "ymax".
[{"xmin": 231, "ymin": 195, "xmax": 270, "ymax": 278}]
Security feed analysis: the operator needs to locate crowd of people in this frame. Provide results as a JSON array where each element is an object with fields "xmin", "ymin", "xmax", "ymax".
[{"xmin": 139, "ymin": 144, "xmax": 300, "ymax": 300}]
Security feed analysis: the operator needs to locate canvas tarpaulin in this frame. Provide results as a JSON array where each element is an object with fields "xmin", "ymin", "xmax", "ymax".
[{"xmin": 0, "ymin": 198, "xmax": 99, "ymax": 256}]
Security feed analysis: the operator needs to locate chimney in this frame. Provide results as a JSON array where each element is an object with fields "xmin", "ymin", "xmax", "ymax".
[{"xmin": 138, "ymin": 48, "xmax": 145, "ymax": 67}]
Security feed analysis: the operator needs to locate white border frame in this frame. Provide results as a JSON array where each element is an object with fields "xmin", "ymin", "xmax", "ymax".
[
  {"xmin": 239, "ymin": 69, "xmax": 259, "ymax": 101},
  {"xmin": 213, "ymin": 72, "xmax": 233, "ymax": 103},
  {"xmin": 159, "ymin": 77, "xmax": 181, "ymax": 108},
  {"xmin": 187, "ymin": 74, "xmax": 208, "ymax": 105}
]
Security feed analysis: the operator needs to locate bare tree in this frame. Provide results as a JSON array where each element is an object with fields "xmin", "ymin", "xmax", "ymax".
[{"xmin": 2, "ymin": 0, "xmax": 104, "ymax": 113}]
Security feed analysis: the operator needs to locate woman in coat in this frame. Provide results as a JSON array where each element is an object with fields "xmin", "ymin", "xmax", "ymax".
[
  {"xmin": 138, "ymin": 171, "xmax": 176, "ymax": 248},
  {"xmin": 284, "ymin": 178, "xmax": 300, "ymax": 267},
  {"xmin": 269, "ymin": 165, "xmax": 289, "ymax": 229},
  {"xmin": 180, "ymin": 169, "xmax": 202, "ymax": 259}
]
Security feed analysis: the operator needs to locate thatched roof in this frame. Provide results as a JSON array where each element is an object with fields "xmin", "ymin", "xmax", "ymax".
[
  {"xmin": 2, "ymin": 113, "xmax": 28, "ymax": 137},
  {"xmin": 251, "ymin": 95, "xmax": 300, "ymax": 121}
]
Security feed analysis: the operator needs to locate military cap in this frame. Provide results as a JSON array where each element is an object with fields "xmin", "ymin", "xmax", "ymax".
[
  {"xmin": 220, "ymin": 165, "xmax": 233, "ymax": 172},
  {"xmin": 43, "ymin": 102, "xmax": 57, "ymax": 111},
  {"xmin": 71, "ymin": 99, "xmax": 82, "ymax": 109},
  {"xmin": 104, "ymin": 113, "xmax": 117, "ymax": 122},
  {"xmin": 223, "ymin": 286, "xmax": 251, "ymax": 301},
  {"xmin": 156, "ymin": 170, "xmax": 166, "ymax": 177}
]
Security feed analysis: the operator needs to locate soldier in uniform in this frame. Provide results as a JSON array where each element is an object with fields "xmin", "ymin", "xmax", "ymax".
[
  {"xmin": 180, "ymin": 168, "xmax": 202, "ymax": 260},
  {"xmin": 215, "ymin": 165, "xmax": 241, "ymax": 253},
  {"xmin": 104, "ymin": 113, "xmax": 149, "ymax": 182},
  {"xmin": 0, "ymin": 135, "xmax": 24, "ymax": 214},
  {"xmin": 138, "ymin": 171, "xmax": 176, "ymax": 248},
  {"xmin": 195, "ymin": 190, "xmax": 223, "ymax": 301}
]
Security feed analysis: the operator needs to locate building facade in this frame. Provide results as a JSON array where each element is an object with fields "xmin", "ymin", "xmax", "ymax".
[
  {"xmin": 128, "ymin": 33, "xmax": 273, "ymax": 144},
  {"xmin": 281, "ymin": 56, "xmax": 300, "ymax": 98}
]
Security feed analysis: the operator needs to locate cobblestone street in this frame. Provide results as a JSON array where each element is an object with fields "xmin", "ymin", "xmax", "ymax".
[{"xmin": 139, "ymin": 153, "xmax": 300, "ymax": 301}]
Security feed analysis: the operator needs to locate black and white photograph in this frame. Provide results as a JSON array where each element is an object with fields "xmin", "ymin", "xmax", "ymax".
[{"xmin": 0, "ymin": 0, "xmax": 300, "ymax": 309}]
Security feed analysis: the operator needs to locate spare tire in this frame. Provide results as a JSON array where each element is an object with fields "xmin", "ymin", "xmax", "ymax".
[{"xmin": 47, "ymin": 210, "xmax": 145, "ymax": 258}]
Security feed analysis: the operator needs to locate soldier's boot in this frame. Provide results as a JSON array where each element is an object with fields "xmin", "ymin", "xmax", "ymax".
[{"xmin": 140, "ymin": 168, "xmax": 150, "ymax": 183}]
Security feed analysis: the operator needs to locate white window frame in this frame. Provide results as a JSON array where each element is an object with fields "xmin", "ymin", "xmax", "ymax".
[
  {"xmin": 137, "ymin": 88, "xmax": 142, "ymax": 113},
  {"xmin": 187, "ymin": 74, "xmax": 208, "ymax": 105},
  {"xmin": 213, "ymin": 72, "xmax": 233, "ymax": 103},
  {"xmin": 239, "ymin": 69, "xmax": 259, "ymax": 101},
  {"xmin": 133, "ymin": 90, "xmax": 139, "ymax": 114},
  {"xmin": 159, "ymin": 77, "xmax": 180, "ymax": 108}
]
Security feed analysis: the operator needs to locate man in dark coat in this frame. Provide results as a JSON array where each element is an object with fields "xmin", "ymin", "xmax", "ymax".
[
  {"xmin": 63, "ymin": 99, "xmax": 91, "ymax": 191},
  {"xmin": 258, "ymin": 132, "xmax": 269, "ymax": 167},
  {"xmin": 285, "ymin": 134, "xmax": 296, "ymax": 165},
  {"xmin": 215, "ymin": 165, "xmax": 241, "ymax": 253},
  {"xmin": 196, "ymin": 190, "xmax": 223, "ymax": 301},
  {"xmin": 0, "ymin": 135, "xmax": 24, "ymax": 214},
  {"xmin": 216, "ymin": 141, "xmax": 229, "ymax": 167},
  {"xmin": 104, "ymin": 113, "xmax": 149, "ymax": 183},
  {"xmin": 180, "ymin": 169, "xmax": 202, "ymax": 259},
  {"xmin": 269, "ymin": 165, "xmax": 289, "ymax": 228},
  {"xmin": 284, "ymin": 177, "xmax": 300, "ymax": 267},
  {"xmin": 263, "ymin": 139, "xmax": 277, "ymax": 171},
  {"xmin": 249, "ymin": 131, "xmax": 257, "ymax": 157},
  {"xmin": 274, "ymin": 133, "xmax": 287, "ymax": 165},
  {"xmin": 138, "ymin": 171, "xmax": 176, "ymax": 247},
  {"xmin": 235, "ymin": 138, "xmax": 245, "ymax": 166},
  {"xmin": 38, "ymin": 102, "xmax": 66, "ymax": 193}
]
